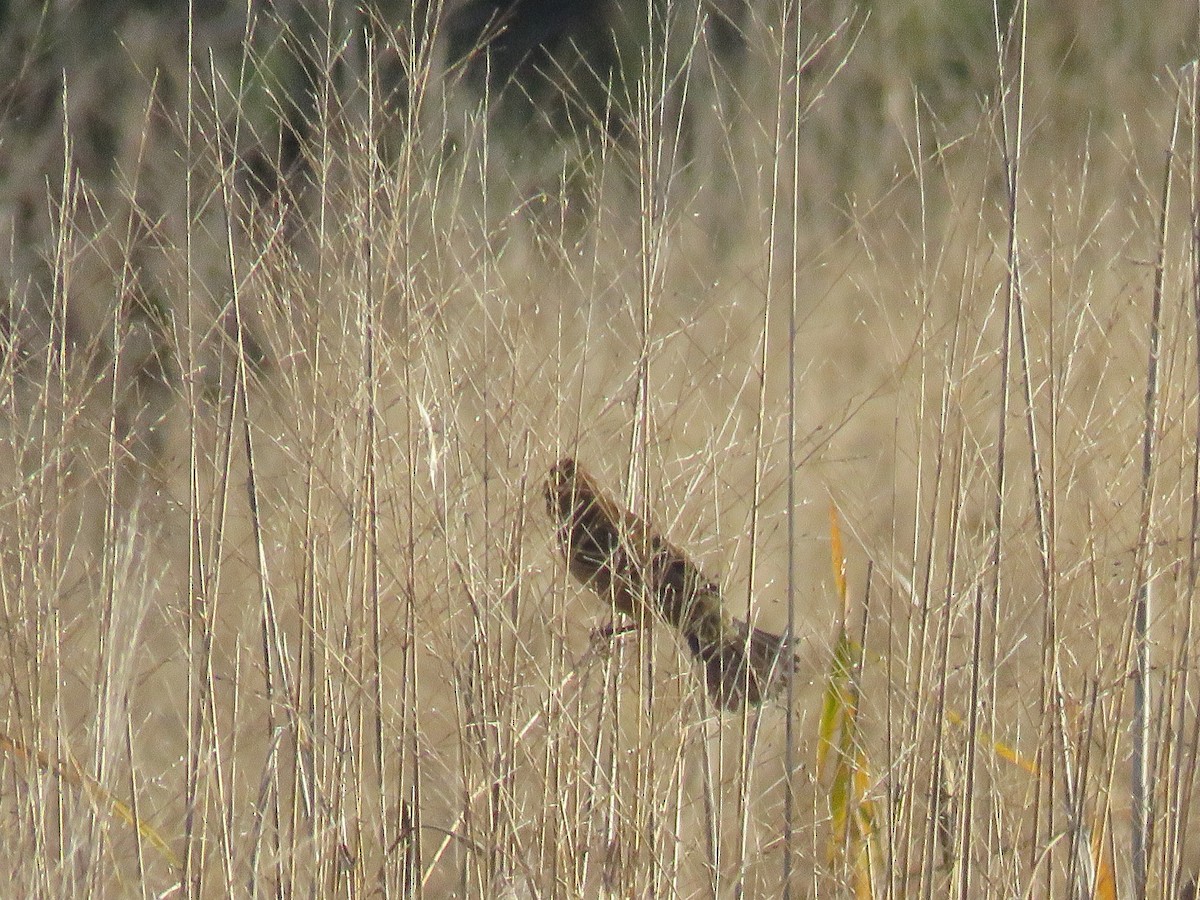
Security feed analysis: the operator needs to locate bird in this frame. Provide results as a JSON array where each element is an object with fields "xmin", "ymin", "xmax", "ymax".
[{"xmin": 544, "ymin": 457, "xmax": 795, "ymax": 710}]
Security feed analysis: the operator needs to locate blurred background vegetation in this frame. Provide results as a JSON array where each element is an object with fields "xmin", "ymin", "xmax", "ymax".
[
  {"xmin": 3, "ymin": 0, "xmax": 1194, "ymax": 443},
  {"xmin": 3, "ymin": 0, "xmax": 1193, "ymax": 243}
]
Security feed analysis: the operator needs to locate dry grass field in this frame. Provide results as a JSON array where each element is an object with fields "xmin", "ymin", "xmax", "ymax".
[{"xmin": 2, "ymin": 1, "xmax": 1200, "ymax": 896}]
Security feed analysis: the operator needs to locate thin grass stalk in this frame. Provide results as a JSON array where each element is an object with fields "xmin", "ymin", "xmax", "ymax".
[
  {"xmin": 182, "ymin": 44, "xmax": 253, "ymax": 897},
  {"xmin": 908, "ymin": 209, "xmax": 975, "ymax": 898},
  {"xmin": 211, "ymin": 34, "xmax": 297, "ymax": 892},
  {"xmin": 638, "ymin": 0, "xmax": 660, "ymax": 815},
  {"xmin": 91, "ymin": 178, "xmax": 126, "ymax": 892},
  {"xmin": 544, "ymin": 95, "xmax": 608, "ymax": 890},
  {"xmin": 1081, "ymin": 682, "xmax": 1101, "ymax": 898},
  {"xmin": 499, "ymin": 255, "xmax": 530, "ymax": 900},
  {"xmin": 545, "ymin": 239, "xmax": 571, "ymax": 898},
  {"xmin": 477, "ymin": 50, "xmax": 498, "ymax": 894},
  {"xmin": 958, "ymin": 577, "xmax": 988, "ymax": 899},
  {"xmin": 1149, "ymin": 86, "xmax": 1200, "ymax": 886},
  {"xmin": 25, "ymin": 89, "xmax": 54, "ymax": 895},
  {"xmin": 689, "ymin": 0, "xmax": 788, "ymax": 886},
  {"xmin": 279, "ymin": 47, "xmax": 312, "ymax": 860},
  {"xmin": 781, "ymin": 2, "xmax": 800, "ymax": 891},
  {"xmin": 474, "ymin": 57, "xmax": 500, "ymax": 892},
  {"xmin": 360, "ymin": 31, "xmax": 391, "ymax": 895},
  {"xmin": 1172, "ymin": 707, "xmax": 1200, "ymax": 898},
  {"xmin": 46, "ymin": 81, "xmax": 76, "ymax": 893},
  {"xmin": 537, "ymin": 515, "xmax": 566, "ymax": 895},
  {"xmin": 1100, "ymin": 686, "xmax": 1127, "ymax": 897},
  {"xmin": 98, "ymin": 76, "xmax": 160, "ymax": 894},
  {"xmin": 203, "ymin": 253, "xmax": 241, "ymax": 896},
  {"xmin": 123, "ymin": 705, "xmax": 148, "ymax": 897},
  {"xmin": 397, "ymin": 24, "xmax": 425, "ymax": 900},
  {"xmin": 1066, "ymin": 766, "xmax": 1097, "ymax": 895},
  {"xmin": 290, "ymin": 116, "xmax": 324, "ymax": 897},
  {"xmin": 1151, "ymin": 676, "xmax": 1175, "ymax": 889},
  {"xmin": 1060, "ymin": 679, "xmax": 1094, "ymax": 897},
  {"xmin": 1011, "ymin": 199, "xmax": 1055, "ymax": 897},
  {"xmin": 921, "ymin": 424, "xmax": 967, "ymax": 899},
  {"xmin": 629, "ymin": 6, "xmax": 663, "ymax": 891},
  {"xmin": 662, "ymin": 17, "xmax": 715, "ymax": 897},
  {"xmin": 1131, "ymin": 70, "xmax": 1183, "ymax": 900},
  {"xmin": 287, "ymin": 13, "xmax": 335, "ymax": 880},
  {"xmin": 670, "ymin": 720, "xmax": 688, "ymax": 894},
  {"xmin": 181, "ymin": 5, "xmax": 202, "ymax": 893},
  {"xmin": 442, "ymin": 462, "xmax": 474, "ymax": 894},
  {"xmin": 699, "ymin": 705, "xmax": 720, "ymax": 892},
  {"xmin": 857, "ymin": 565, "xmax": 876, "ymax": 892},
  {"xmin": 602, "ymin": 588, "xmax": 623, "ymax": 892},
  {"xmin": 88, "ymin": 308, "xmax": 121, "ymax": 891},
  {"xmin": 882, "ymin": 447, "xmax": 899, "ymax": 900},
  {"xmin": 227, "ymin": 650, "xmax": 245, "ymax": 891},
  {"xmin": 185, "ymin": 220, "xmax": 238, "ymax": 895},
  {"xmin": 890, "ymin": 90, "xmax": 930, "ymax": 900},
  {"xmin": 1038, "ymin": 207, "xmax": 1062, "ymax": 900},
  {"xmin": 1162, "ymin": 70, "xmax": 1200, "ymax": 900},
  {"xmin": 1079, "ymin": 507, "xmax": 1128, "ymax": 893},
  {"xmin": 959, "ymin": 4, "xmax": 1027, "ymax": 895},
  {"xmin": 0, "ymin": 214, "xmax": 34, "ymax": 891},
  {"xmin": 333, "ymin": 48, "xmax": 369, "ymax": 890},
  {"xmin": 503, "ymin": 447, "xmax": 531, "ymax": 884},
  {"xmin": 900, "ymin": 129, "xmax": 984, "ymax": 897},
  {"xmin": 1169, "ymin": 60, "xmax": 1200, "ymax": 898},
  {"xmin": 464, "ymin": 569, "xmax": 496, "ymax": 887},
  {"xmin": 901, "ymin": 279, "xmax": 941, "ymax": 899}
]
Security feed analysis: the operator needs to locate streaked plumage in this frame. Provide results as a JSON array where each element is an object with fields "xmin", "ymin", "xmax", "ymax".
[{"xmin": 544, "ymin": 457, "xmax": 794, "ymax": 710}]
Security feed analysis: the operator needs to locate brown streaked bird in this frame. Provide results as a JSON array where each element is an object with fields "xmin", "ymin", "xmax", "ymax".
[{"xmin": 544, "ymin": 457, "xmax": 795, "ymax": 710}]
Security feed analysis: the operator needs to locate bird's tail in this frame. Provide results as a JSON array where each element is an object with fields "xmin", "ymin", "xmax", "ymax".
[{"xmin": 684, "ymin": 619, "xmax": 794, "ymax": 711}]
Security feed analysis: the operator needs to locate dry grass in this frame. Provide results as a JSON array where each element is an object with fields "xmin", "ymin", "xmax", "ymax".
[{"xmin": 2, "ymin": 1, "xmax": 1200, "ymax": 896}]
